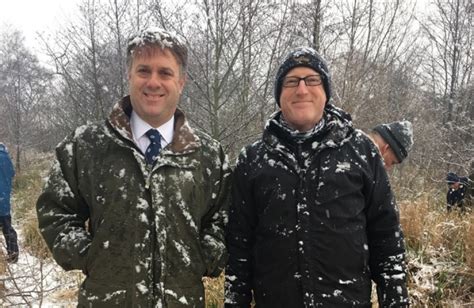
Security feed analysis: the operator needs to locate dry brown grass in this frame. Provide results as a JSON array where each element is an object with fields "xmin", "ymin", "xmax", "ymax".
[
  {"xmin": 12, "ymin": 154, "xmax": 53, "ymax": 260},
  {"xmin": 399, "ymin": 193, "xmax": 473, "ymax": 307},
  {"xmin": 465, "ymin": 215, "xmax": 474, "ymax": 274},
  {"xmin": 49, "ymin": 285, "xmax": 79, "ymax": 306},
  {"xmin": 204, "ymin": 273, "xmax": 225, "ymax": 308},
  {"xmin": 0, "ymin": 250, "xmax": 6, "ymax": 297},
  {"xmin": 400, "ymin": 194, "xmax": 472, "ymax": 264},
  {"xmin": 22, "ymin": 209, "xmax": 51, "ymax": 259}
]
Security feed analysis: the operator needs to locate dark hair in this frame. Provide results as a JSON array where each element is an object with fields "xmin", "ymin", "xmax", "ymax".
[{"xmin": 126, "ymin": 28, "xmax": 188, "ymax": 74}]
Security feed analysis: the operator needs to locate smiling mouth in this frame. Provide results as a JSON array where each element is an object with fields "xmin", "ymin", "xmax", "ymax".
[{"xmin": 144, "ymin": 93, "xmax": 165, "ymax": 99}]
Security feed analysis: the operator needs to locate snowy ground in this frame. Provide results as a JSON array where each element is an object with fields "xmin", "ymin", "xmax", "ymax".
[{"xmin": 0, "ymin": 233, "xmax": 82, "ymax": 307}]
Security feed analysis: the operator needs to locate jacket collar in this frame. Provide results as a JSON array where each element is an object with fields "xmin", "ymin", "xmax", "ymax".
[
  {"xmin": 107, "ymin": 96, "xmax": 201, "ymax": 154},
  {"xmin": 264, "ymin": 103, "xmax": 354, "ymax": 151}
]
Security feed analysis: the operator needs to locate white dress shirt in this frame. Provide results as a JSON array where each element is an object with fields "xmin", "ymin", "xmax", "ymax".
[{"xmin": 130, "ymin": 111, "xmax": 175, "ymax": 154}]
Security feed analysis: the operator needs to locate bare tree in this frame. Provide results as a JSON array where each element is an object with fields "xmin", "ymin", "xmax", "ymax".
[
  {"xmin": 103, "ymin": 0, "xmax": 131, "ymax": 98},
  {"xmin": 0, "ymin": 28, "xmax": 52, "ymax": 171},
  {"xmin": 145, "ymin": 0, "xmax": 296, "ymax": 157},
  {"xmin": 326, "ymin": 0, "xmax": 420, "ymax": 119},
  {"xmin": 419, "ymin": 0, "xmax": 473, "ymax": 174}
]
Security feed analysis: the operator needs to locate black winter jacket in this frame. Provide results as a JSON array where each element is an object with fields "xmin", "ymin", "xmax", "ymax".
[
  {"xmin": 447, "ymin": 185, "xmax": 467, "ymax": 207},
  {"xmin": 225, "ymin": 105, "xmax": 408, "ymax": 308}
]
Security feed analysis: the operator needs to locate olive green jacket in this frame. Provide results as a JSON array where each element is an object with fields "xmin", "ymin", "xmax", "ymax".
[{"xmin": 37, "ymin": 96, "xmax": 231, "ymax": 307}]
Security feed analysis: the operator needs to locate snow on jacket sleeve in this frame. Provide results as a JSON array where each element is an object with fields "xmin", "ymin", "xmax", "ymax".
[
  {"xmin": 365, "ymin": 154, "xmax": 409, "ymax": 307},
  {"xmin": 225, "ymin": 147, "xmax": 255, "ymax": 308},
  {"xmin": 200, "ymin": 145, "xmax": 232, "ymax": 277},
  {"xmin": 36, "ymin": 133, "xmax": 92, "ymax": 272}
]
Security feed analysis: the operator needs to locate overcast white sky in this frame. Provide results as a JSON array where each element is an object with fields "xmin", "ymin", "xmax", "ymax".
[
  {"xmin": 1, "ymin": 0, "xmax": 431, "ymax": 55},
  {"xmin": 0, "ymin": 0, "xmax": 79, "ymax": 49}
]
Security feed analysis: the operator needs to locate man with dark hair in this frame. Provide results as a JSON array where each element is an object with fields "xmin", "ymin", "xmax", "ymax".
[
  {"xmin": 368, "ymin": 121, "xmax": 413, "ymax": 171},
  {"xmin": 225, "ymin": 47, "xmax": 408, "ymax": 307},
  {"xmin": 0, "ymin": 143, "xmax": 18, "ymax": 263},
  {"xmin": 37, "ymin": 27, "xmax": 231, "ymax": 307}
]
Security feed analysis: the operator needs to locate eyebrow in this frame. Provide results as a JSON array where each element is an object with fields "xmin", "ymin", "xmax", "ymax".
[{"xmin": 285, "ymin": 73, "xmax": 321, "ymax": 78}]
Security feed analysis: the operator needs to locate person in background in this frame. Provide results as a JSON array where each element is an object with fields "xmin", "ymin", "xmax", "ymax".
[
  {"xmin": 446, "ymin": 172, "xmax": 468, "ymax": 213},
  {"xmin": 36, "ymin": 28, "xmax": 231, "ymax": 307},
  {"xmin": 368, "ymin": 121, "xmax": 413, "ymax": 171},
  {"xmin": 225, "ymin": 47, "xmax": 408, "ymax": 307},
  {"xmin": 0, "ymin": 143, "xmax": 19, "ymax": 263}
]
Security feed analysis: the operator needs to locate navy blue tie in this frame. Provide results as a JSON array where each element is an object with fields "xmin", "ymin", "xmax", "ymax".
[{"xmin": 145, "ymin": 129, "xmax": 161, "ymax": 165}]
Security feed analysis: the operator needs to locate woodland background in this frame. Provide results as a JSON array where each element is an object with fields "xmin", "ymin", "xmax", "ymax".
[{"xmin": 0, "ymin": 0, "xmax": 472, "ymax": 306}]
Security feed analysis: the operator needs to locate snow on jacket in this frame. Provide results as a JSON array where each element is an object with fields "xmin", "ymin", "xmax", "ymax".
[
  {"xmin": 447, "ymin": 185, "xmax": 466, "ymax": 207},
  {"xmin": 0, "ymin": 144, "xmax": 15, "ymax": 216},
  {"xmin": 225, "ymin": 104, "xmax": 408, "ymax": 307},
  {"xmin": 37, "ymin": 96, "xmax": 232, "ymax": 307}
]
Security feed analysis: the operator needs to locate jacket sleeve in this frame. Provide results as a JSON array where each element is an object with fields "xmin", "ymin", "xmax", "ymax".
[
  {"xmin": 365, "ymin": 156, "xmax": 409, "ymax": 307},
  {"xmin": 7, "ymin": 153, "xmax": 15, "ymax": 179},
  {"xmin": 0, "ymin": 151, "xmax": 15, "ymax": 181},
  {"xmin": 200, "ymin": 145, "xmax": 232, "ymax": 277},
  {"xmin": 224, "ymin": 149, "xmax": 255, "ymax": 308},
  {"xmin": 36, "ymin": 135, "xmax": 91, "ymax": 271}
]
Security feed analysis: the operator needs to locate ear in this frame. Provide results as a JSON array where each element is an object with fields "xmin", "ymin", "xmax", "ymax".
[
  {"xmin": 179, "ymin": 73, "xmax": 187, "ymax": 93},
  {"xmin": 381, "ymin": 143, "xmax": 390, "ymax": 155}
]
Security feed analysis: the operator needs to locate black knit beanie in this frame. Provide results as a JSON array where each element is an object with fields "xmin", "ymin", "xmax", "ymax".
[
  {"xmin": 372, "ymin": 120, "xmax": 413, "ymax": 163},
  {"xmin": 446, "ymin": 172, "xmax": 459, "ymax": 184},
  {"xmin": 274, "ymin": 47, "xmax": 331, "ymax": 106}
]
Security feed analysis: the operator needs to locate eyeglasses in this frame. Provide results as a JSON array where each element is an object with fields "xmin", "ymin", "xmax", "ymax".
[{"xmin": 282, "ymin": 75, "xmax": 322, "ymax": 87}]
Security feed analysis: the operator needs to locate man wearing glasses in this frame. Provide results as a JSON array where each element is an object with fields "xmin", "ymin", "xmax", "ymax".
[{"xmin": 225, "ymin": 47, "xmax": 409, "ymax": 307}]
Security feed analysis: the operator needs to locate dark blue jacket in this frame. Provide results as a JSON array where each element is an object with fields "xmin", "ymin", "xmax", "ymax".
[{"xmin": 0, "ymin": 144, "xmax": 15, "ymax": 216}]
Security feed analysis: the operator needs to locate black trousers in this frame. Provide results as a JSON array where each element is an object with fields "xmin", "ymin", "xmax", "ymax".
[{"xmin": 0, "ymin": 215, "xmax": 18, "ymax": 257}]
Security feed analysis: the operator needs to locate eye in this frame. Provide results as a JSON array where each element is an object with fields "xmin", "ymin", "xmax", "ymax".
[
  {"xmin": 283, "ymin": 77, "xmax": 298, "ymax": 87},
  {"xmin": 159, "ymin": 69, "xmax": 174, "ymax": 78},
  {"xmin": 305, "ymin": 76, "xmax": 321, "ymax": 85},
  {"xmin": 136, "ymin": 67, "xmax": 150, "ymax": 75}
]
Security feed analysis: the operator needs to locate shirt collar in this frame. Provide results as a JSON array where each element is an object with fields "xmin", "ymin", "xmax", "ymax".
[{"xmin": 131, "ymin": 111, "xmax": 175, "ymax": 144}]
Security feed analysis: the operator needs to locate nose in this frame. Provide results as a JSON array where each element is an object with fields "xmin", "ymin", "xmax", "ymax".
[
  {"xmin": 147, "ymin": 72, "xmax": 161, "ymax": 89},
  {"xmin": 295, "ymin": 79, "xmax": 309, "ymax": 94}
]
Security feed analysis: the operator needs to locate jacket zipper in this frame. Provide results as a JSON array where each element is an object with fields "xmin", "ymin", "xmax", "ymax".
[{"xmin": 145, "ymin": 165, "xmax": 153, "ymax": 189}]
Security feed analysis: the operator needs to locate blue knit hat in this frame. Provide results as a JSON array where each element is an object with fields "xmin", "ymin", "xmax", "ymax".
[{"xmin": 274, "ymin": 47, "xmax": 331, "ymax": 106}]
